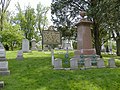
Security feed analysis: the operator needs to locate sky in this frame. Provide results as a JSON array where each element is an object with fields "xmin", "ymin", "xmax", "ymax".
[{"xmin": 8, "ymin": 0, "xmax": 52, "ymax": 25}]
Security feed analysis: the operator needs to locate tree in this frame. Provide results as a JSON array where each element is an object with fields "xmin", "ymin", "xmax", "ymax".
[
  {"xmin": 0, "ymin": 0, "xmax": 11, "ymax": 31},
  {"xmin": 14, "ymin": 3, "xmax": 36, "ymax": 42},
  {"xmin": 0, "ymin": 22, "xmax": 24, "ymax": 50},
  {"xmin": 51, "ymin": 0, "xmax": 119, "ymax": 56},
  {"xmin": 36, "ymin": 2, "xmax": 49, "ymax": 50}
]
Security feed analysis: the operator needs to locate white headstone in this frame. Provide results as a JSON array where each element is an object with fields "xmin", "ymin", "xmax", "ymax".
[
  {"xmin": 108, "ymin": 58, "xmax": 116, "ymax": 68},
  {"xmin": 31, "ymin": 38, "xmax": 37, "ymax": 50},
  {"xmin": 22, "ymin": 39, "xmax": 29, "ymax": 52},
  {"xmin": 16, "ymin": 50, "xmax": 23, "ymax": 60},
  {"xmin": 54, "ymin": 58, "xmax": 62, "ymax": 69},
  {"xmin": 70, "ymin": 58, "xmax": 78, "ymax": 69},
  {"xmin": 84, "ymin": 58, "xmax": 91, "ymax": 68},
  {"xmin": 97, "ymin": 58, "xmax": 105, "ymax": 68}
]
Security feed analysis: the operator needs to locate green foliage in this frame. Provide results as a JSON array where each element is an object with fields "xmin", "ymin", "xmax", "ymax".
[
  {"xmin": 0, "ymin": 22, "xmax": 24, "ymax": 50},
  {"xmin": 0, "ymin": 51, "xmax": 120, "ymax": 90}
]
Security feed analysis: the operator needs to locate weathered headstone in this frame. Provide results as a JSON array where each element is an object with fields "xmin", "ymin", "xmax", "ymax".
[
  {"xmin": 0, "ymin": 42, "xmax": 6, "ymax": 60},
  {"xmin": 84, "ymin": 58, "xmax": 91, "ymax": 68},
  {"xmin": 108, "ymin": 58, "xmax": 116, "ymax": 68},
  {"xmin": 31, "ymin": 38, "xmax": 37, "ymax": 50},
  {"xmin": 62, "ymin": 39, "xmax": 73, "ymax": 50},
  {"xmin": 0, "ymin": 61, "xmax": 10, "ymax": 75},
  {"xmin": 0, "ymin": 81, "xmax": 4, "ymax": 88},
  {"xmin": 16, "ymin": 50, "xmax": 23, "ymax": 60},
  {"xmin": 54, "ymin": 58, "xmax": 62, "ymax": 69},
  {"xmin": 97, "ymin": 58, "xmax": 105, "ymax": 68},
  {"xmin": 22, "ymin": 39, "xmax": 30, "ymax": 53},
  {"xmin": 70, "ymin": 58, "xmax": 78, "ymax": 69}
]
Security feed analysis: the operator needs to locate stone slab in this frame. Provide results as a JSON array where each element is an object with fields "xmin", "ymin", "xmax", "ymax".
[
  {"xmin": 70, "ymin": 58, "xmax": 78, "ymax": 69},
  {"xmin": 0, "ymin": 61, "xmax": 8, "ymax": 70},
  {"xmin": 0, "ymin": 81, "xmax": 4, "ymax": 88},
  {"xmin": 54, "ymin": 58, "xmax": 62, "ymax": 69},
  {"xmin": 0, "ymin": 70, "xmax": 10, "ymax": 75}
]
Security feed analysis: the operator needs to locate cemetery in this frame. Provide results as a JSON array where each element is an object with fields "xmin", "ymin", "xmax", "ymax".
[{"xmin": 0, "ymin": 0, "xmax": 120, "ymax": 90}]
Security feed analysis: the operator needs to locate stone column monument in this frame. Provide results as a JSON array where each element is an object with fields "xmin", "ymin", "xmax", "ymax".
[
  {"xmin": 74, "ymin": 11, "xmax": 96, "ymax": 56},
  {"xmin": 70, "ymin": 11, "xmax": 102, "ymax": 69}
]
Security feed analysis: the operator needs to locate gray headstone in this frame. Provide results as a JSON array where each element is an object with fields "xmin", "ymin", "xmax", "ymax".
[
  {"xmin": 16, "ymin": 50, "xmax": 23, "ymax": 60},
  {"xmin": 22, "ymin": 39, "xmax": 29, "ymax": 53},
  {"xmin": 70, "ymin": 58, "xmax": 78, "ymax": 69},
  {"xmin": 0, "ymin": 81, "xmax": 4, "ymax": 88},
  {"xmin": 54, "ymin": 58, "xmax": 62, "ymax": 69},
  {"xmin": 0, "ymin": 42, "xmax": 6, "ymax": 60},
  {"xmin": 97, "ymin": 58, "xmax": 105, "ymax": 68},
  {"xmin": 0, "ymin": 61, "xmax": 10, "ymax": 75},
  {"xmin": 108, "ymin": 58, "xmax": 116, "ymax": 68},
  {"xmin": 31, "ymin": 39, "xmax": 37, "ymax": 50},
  {"xmin": 84, "ymin": 58, "xmax": 91, "ymax": 68}
]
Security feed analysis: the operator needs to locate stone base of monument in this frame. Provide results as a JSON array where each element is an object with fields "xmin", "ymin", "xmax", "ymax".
[
  {"xmin": 0, "ymin": 61, "xmax": 10, "ymax": 75},
  {"xmin": 77, "ymin": 55, "xmax": 100, "ymax": 66},
  {"xmin": 74, "ymin": 49, "xmax": 96, "ymax": 55},
  {"xmin": 0, "ymin": 57, "xmax": 6, "ymax": 61},
  {"xmin": 0, "ymin": 81, "xmax": 4, "ymax": 88}
]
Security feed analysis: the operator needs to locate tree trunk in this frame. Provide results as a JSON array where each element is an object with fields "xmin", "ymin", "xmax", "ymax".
[
  {"xmin": 93, "ymin": 21, "xmax": 101, "ymax": 57},
  {"xmin": 116, "ymin": 38, "xmax": 120, "ymax": 56}
]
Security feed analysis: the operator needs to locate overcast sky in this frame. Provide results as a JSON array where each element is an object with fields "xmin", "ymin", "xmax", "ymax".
[{"xmin": 8, "ymin": 0, "xmax": 52, "ymax": 25}]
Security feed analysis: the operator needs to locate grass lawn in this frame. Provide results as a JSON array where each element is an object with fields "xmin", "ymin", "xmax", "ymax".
[{"xmin": 0, "ymin": 50, "xmax": 120, "ymax": 90}]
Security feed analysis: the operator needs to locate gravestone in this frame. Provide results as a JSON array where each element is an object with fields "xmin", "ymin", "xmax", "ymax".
[
  {"xmin": 54, "ymin": 58, "xmax": 62, "ymax": 69},
  {"xmin": 84, "ymin": 58, "xmax": 91, "ymax": 68},
  {"xmin": 0, "ymin": 42, "xmax": 6, "ymax": 60},
  {"xmin": 0, "ymin": 61, "xmax": 10, "ymax": 75},
  {"xmin": 16, "ymin": 50, "xmax": 23, "ymax": 60},
  {"xmin": 97, "ymin": 58, "xmax": 105, "ymax": 68},
  {"xmin": 31, "ymin": 38, "xmax": 37, "ymax": 50},
  {"xmin": 22, "ymin": 39, "xmax": 30, "ymax": 53},
  {"xmin": 62, "ymin": 39, "xmax": 73, "ymax": 50},
  {"xmin": 0, "ymin": 81, "xmax": 4, "ymax": 88},
  {"xmin": 70, "ymin": 58, "xmax": 78, "ymax": 69},
  {"xmin": 108, "ymin": 58, "xmax": 116, "ymax": 68}
]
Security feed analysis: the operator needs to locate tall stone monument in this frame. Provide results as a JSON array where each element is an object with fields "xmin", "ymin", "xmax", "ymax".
[
  {"xmin": 74, "ymin": 11, "xmax": 96, "ymax": 56},
  {"xmin": 22, "ymin": 39, "xmax": 30, "ymax": 53},
  {"xmin": 70, "ymin": 11, "xmax": 102, "ymax": 68}
]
